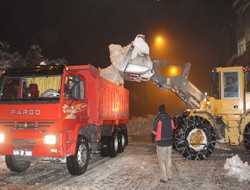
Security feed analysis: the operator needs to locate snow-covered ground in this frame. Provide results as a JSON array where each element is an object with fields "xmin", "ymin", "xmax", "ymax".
[
  {"xmin": 0, "ymin": 140, "xmax": 250, "ymax": 189},
  {"xmin": 0, "ymin": 116, "xmax": 250, "ymax": 190}
]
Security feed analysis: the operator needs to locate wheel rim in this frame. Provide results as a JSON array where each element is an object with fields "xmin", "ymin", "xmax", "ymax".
[
  {"xmin": 77, "ymin": 144, "xmax": 87, "ymax": 167},
  {"xmin": 187, "ymin": 128, "xmax": 207, "ymax": 151}
]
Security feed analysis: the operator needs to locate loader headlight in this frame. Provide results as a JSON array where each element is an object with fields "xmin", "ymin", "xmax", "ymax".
[
  {"xmin": 0, "ymin": 133, "xmax": 4, "ymax": 143},
  {"xmin": 43, "ymin": 135, "xmax": 57, "ymax": 145}
]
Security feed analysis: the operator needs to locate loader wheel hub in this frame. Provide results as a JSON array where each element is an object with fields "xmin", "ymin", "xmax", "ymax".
[{"xmin": 187, "ymin": 128, "xmax": 207, "ymax": 151}]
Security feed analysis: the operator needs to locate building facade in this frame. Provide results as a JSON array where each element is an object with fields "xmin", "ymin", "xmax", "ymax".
[{"xmin": 233, "ymin": 0, "xmax": 250, "ymax": 66}]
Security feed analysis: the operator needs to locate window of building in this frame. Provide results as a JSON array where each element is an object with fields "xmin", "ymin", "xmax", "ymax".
[{"xmin": 237, "ymin": 38, "xmax": 246, "ymax": 56}]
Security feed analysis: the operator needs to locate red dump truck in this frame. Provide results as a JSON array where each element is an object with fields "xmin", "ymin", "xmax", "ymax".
[{"xmin": 0, "ymin": 64, "xmax": 129, "ymax": 175}]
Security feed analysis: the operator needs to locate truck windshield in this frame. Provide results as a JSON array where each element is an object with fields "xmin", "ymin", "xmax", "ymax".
[{"xmin": 0, "ymin": 75, "xmax": 62, "ymax": 101}]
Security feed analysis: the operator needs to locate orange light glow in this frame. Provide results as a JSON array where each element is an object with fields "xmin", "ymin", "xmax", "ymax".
[
  {"xmin": 170, "ymin": 68, "xmax": 176, "ymax": 74},
  {"xmin": 156, "ymin": 37, "xmax": 162, "ymax": 44}
]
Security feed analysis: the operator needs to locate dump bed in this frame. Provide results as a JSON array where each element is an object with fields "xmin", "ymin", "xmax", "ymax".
[{"xmin": 66, "ymin": 65, "xmax": 129, "ymax": 126}]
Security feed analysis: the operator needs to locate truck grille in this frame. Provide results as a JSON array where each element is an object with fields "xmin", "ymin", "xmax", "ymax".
[
  {"xmin": 0, "ymin": 121, "xmax": 55, "ymax": 130},
  {"xmin": 12, "ymin": 139, "xmax": 36, "ymax": 145}
]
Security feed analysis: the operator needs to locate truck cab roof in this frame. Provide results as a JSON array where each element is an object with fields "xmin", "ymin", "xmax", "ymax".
[{"xmin": 2, "ymin": 65, "xmax": 65, "ymax": 77}]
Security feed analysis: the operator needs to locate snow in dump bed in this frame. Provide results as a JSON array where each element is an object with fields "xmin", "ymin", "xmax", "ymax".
[{"xmin": 224, "ymin": 154, "xmax": 250, "ymax": 183}]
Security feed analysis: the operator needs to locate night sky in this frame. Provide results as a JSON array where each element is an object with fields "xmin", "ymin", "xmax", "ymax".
[{"xmin": 0, "ymin": 0, "xmax": 236, "ymax": 116}]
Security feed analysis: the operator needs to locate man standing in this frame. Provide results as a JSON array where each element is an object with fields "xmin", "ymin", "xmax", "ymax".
[{"xmin": 152, "ymin": 104, "xmax": 175, "ymax": 183}]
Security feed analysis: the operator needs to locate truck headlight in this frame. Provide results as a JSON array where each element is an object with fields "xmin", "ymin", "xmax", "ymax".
[
  {"xmin": 0, "ymin": 133, "xmax": 4, "ymax": 143},
  {"xmin": 43, "ymin": 135, "xmax": 57, "ymax": 145}
]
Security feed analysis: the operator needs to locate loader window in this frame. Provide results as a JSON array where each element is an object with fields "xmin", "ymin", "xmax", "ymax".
[
  {"xmin": 223, "ymin": 72, "xmax": 239, "ymax": 98},
  {"xmin": 211, "ymin": 72, "xmax": 220, "ymax": 99}
]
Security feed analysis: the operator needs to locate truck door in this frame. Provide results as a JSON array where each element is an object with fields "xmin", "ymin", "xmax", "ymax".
[{"xmin": 63, "ymin": 75, "xmax": 87, "ymax": 124}]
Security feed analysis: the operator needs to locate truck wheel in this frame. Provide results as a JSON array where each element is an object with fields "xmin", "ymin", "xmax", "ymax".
[
  {"xmin": 243, "ymin": 123, "xmax": 250, "ymax": 154},
  {"xmin": 118, "ymin": 133, "xmax": 126, "ymax": 153},
  {"xmin": 100, "ymin": 136, "xmax": 108, "ymax": 157},
  {"xmin": 176, "ymin": 116, "xmax": 216, "ymax": 160},
  {"xmin": 67, "ymin": 135, "xmax": 90, "ymax": 175},
  {"xmin": 108, "ymin": 133, "xmax": 119, "ymax": 157},
  {"xmin": 5, "ymin": 155, "xmax": 31, "ymax": 172}
]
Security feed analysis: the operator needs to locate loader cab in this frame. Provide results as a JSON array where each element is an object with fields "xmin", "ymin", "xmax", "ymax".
[{"xmin": 211, "ymin": 66, "xmax": 245, "ymax": 115}]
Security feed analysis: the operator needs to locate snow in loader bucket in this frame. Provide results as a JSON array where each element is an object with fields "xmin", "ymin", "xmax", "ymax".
[{"xmin": 118, "ymin": 34, "xmax": 154, "ymax": 82}]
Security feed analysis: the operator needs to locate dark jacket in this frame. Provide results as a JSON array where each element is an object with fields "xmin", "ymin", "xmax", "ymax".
[{"xmin": 151, "ymin": 112, "xmax": 173, "ymax": 147}]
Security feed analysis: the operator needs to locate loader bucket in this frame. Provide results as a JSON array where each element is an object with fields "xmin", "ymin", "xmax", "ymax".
[{"xmin": 118, "ymin": 34, "xmax": 154, "ymax": 82}]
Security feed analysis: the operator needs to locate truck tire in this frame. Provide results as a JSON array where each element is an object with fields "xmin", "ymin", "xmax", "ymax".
[
  {"xmin": 100, "ymin": 136, "xmax": 108, "ymax": 157},
  {"xmin": 118, "ymin": 133, "xmax": 126, "ymax": 153},
  {"xmin": 107, "ymin": 133, "xmax": 119, "ymax": 157},
  {"xmin": 67, "ymin": 135, "xmax": 90, "ymax": 175},
  {"xmin": 5, "ymin": 155, "xmax": 31, "ymax": 172},
  {"xmin": 243, "ymin": 123, "xmax": 250, "ymax": 154},
  {"xmin": 175, "ymin": 116, "xmax": 216, "ymax": 160}
]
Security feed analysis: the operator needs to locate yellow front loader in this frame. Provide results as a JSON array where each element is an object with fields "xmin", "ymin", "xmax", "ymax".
[
  {"xmin": 116, "ymin": 35, "xmax": 250, "ymax": 160},
  {"xmin": 154, "ymin": 64, "xmax": 250, "ymax": 160}
]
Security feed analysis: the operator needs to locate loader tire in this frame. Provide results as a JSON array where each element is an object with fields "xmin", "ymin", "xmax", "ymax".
[
  {"xmin": 107, "ymin": 133, "xmax": 119, "ymax": 157},
  {"xmin": 243, "ymin": 123, "xmax": 250, "ymax": 154},
  {"xmin": 174, "ymin": 127, "xmax": 186, "ymax": 153},
  {"xmin": 5, "ymin": 155, "xmax": 31, "ymax": 172},
  {"xmin": 175, "ymin": 116, "xmax": 216, "ymax": 160},
  {"xmin": 67, "ymin": 135, "xmax": 90, "ymax": 175}
]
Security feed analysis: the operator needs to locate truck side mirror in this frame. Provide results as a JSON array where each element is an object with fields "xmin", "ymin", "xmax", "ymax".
[{"xmin": 71, "ymin": 76, "xmax": 80, "ymax": 100}]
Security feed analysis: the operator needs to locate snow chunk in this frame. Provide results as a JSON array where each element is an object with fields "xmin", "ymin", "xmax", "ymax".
[
  {"xmin": 99, "ymin": 43, "xmax": 131, "ymax": 85},
  {"xmin": 100, "ymin": 34, "xmax": 152, "ymax": 85},
  {"xmin": 224, "ymin": 154, "xmax": 250, "ymax": 183},
  {"xmin": 100, "ymin": 64, "xmax": 125, "ymax": 86},
  {"xmin": 109, "ymin": 44, "xmax": 131, "ymax": 69},
  {"xmin": 127, "ymin": 114, "xmax": 155, "ymax": 136},
  {"xmin": 131, "ymin": 35, "xmax": 150, "ymax": 59}
]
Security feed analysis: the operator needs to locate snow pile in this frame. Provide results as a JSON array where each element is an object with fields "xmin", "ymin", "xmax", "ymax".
[
  {"xmin": 224, "ymin": 154, "xmax": 250, "ymax": 183},
  {"xmin": 127, "ymin": 114, "xmax": 155, "ymax": 136},
  {"xmin": 100, "ymin": 43, "xmax": 130, "ymax": 85}
]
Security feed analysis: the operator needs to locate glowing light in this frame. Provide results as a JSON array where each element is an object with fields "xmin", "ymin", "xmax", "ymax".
[
  {"xmin": 0, "ymin": 133, "xmax": 4, "ymax": 143},
  {"xmin": 43, "ymin": 135, "xmax": 57, "ymax": 145},
  {"xmin": 170, "ymin": 68, "xmax": 176, "ymax": 74},
  {"xmin": 156, "ymin": 37, "xmax": 162, "ymax": 44}
]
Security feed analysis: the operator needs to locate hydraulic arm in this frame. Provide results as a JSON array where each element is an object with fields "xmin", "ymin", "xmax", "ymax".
[
  {"xmin": 151, "ymin": 61, "xmax": 205, "ymax": 109},
  {"xmin": 117, "ymin": 34, "xmax": 205, "ymax": 109}
]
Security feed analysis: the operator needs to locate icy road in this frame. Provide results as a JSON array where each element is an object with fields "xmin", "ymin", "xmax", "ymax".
[{"xmin": 0, "ymin": 137, "xmax": 249, "ymax": 190}]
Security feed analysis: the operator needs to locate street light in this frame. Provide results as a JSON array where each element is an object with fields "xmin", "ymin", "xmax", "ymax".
[
  {"xmin": 152, "ymin": 34, "xmax": 167, "ymax": 60},
  {"xmin": 156, "ymin": 36, "xmax": 163, "ymax": 44},
  {"xmin": 170, "ymin": 67, "xmax": 177, "ymax": 75},
  {"xmin": 155, "ymin": 35, "xmax": 165, "ymax": 47}
]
